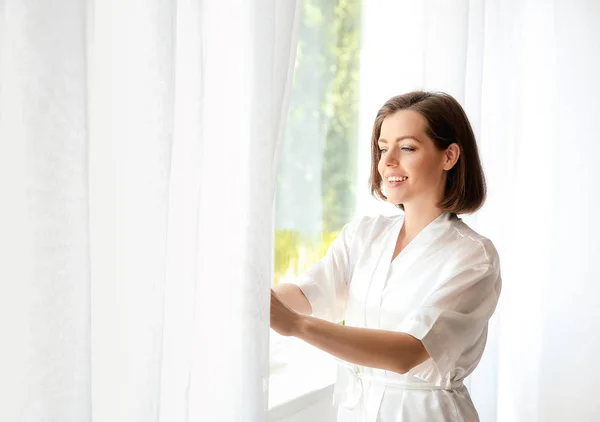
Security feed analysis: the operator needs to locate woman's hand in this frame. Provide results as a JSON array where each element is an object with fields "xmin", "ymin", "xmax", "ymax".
[{"xmin": 270, "ymin": 289, "xmax": 304, "ymax": 337}]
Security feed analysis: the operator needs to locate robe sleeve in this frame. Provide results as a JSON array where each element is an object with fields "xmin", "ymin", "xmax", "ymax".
[
  {"xmin": 285, "ymin": 216, "xmax": 364, "ymax": 323},
  {"xmin": 395, "ymin": 262, "xmax": 502, "ymax": 380}
]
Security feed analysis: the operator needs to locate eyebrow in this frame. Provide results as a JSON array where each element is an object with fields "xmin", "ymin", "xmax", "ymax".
[{"xmin": 377, "ymin": 136, "xmax": 422, "ymax": 144}]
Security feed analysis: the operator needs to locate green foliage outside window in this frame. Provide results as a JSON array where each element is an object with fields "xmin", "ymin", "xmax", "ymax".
[
  {"xmin": 273, "ymin": 229, "xmax": 339, "ymax": 286},
  {"xmin": 274, "ymin": 0, "xmax": 361, "ymax": 295}
]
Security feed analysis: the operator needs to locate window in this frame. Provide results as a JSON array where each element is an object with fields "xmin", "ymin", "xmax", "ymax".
[
  {"xmin": 274, "ymin": 0, "xmax": 362, "ymax": 286},
  {"xmin": 269, "ymin": 0, "xmax": 363, "ymax": 410}
]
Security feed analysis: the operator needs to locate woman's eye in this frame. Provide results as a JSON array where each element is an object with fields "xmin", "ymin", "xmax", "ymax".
[{"xmin": 379, "ymin": 147, "xmax": 414, "ymax": 155}]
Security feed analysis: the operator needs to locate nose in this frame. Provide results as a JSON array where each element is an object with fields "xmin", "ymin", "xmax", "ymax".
[{"xmin": 382, "ymin": 146, "xmax": 399, "ymax": 167}]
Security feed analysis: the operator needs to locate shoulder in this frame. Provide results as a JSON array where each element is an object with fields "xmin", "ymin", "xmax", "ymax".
[{"xmin": 444, "ymin": 218, "xmax": 501, "ymax": 270}]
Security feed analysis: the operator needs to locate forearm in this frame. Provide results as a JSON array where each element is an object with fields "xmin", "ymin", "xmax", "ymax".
[
  {"xmin": 272, "ymin": 283, "xmax": 312, "ymax": 315},
  {"xmin": 294, "ymin": 315, "xmax": 428, "ymax": 374}
]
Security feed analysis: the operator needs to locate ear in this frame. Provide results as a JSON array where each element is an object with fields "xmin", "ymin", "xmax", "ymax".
[{"xmin": 443, "ymin": 143, "xmax": 460, "ymax": 171}]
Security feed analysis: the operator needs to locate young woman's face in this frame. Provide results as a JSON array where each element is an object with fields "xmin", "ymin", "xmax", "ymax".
[{"xmin": 377, "ymin": 110, "xmax": 453, "ymax": 207}]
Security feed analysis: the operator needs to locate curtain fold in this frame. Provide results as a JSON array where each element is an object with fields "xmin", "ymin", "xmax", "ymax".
[
  {"xmin": 0, "ymin": 0, "xmax": 300, "ymax": 421},
  {"xmin": 0, "ymin": 1, "xmax": 91, "ymax": 421},
  {"xmin": 190, "ymin": 1, "xmax": 300, "ymax": 420}
]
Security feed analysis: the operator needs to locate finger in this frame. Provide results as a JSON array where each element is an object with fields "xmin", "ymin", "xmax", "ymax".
[
  {"xmin": 271, "ymin": 290, "xmax": 281, "ymax": 305},
  {"xmin": 270, "ymin": 290, "xmax": 279, "ymax": 310}
]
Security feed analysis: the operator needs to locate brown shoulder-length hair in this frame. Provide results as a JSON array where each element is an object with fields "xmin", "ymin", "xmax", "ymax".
[{"xmin": 370, "ymin": 91, "xmax": 486, "ymax": 214}]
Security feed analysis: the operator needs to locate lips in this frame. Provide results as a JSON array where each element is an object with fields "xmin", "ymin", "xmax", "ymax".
[{"xmin": 386, "ymin": 175, "xmax": 408, "ymax": 187}]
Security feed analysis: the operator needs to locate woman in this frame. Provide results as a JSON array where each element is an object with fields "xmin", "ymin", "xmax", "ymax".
[{"xmin": 270, "ymin": 91, "xmax": 501, "ymax": 422}]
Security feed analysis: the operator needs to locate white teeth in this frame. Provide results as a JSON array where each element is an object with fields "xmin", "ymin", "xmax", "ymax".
[{"xmin": 388, "ymin": 176, "xmax": 408, "ymax": 182}]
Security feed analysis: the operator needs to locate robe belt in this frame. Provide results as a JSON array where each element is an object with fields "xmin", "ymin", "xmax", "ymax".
[{"xmin": 334, "ymin": 362, "xmax": 464, "ymax": 422}]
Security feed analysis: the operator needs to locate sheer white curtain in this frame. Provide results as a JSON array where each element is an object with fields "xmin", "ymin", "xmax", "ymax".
[
  {"xmin": 358, "ymin": 1, "xmax": 600, "ymax": 421},
  {"xmin": 0, "ymin": 1, "xmax": 300, "ymax": 421}
]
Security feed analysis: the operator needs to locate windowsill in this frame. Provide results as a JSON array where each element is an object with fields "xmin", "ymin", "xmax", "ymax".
[
  {"xmin": 268, "ymin": 378, "xmax": 335, "ymax": 421},
  {"xmin": 268, "ymin": 334, "xmax": 336, "ymax": 419}
]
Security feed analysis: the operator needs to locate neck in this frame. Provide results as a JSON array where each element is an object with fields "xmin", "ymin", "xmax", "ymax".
[{"xmin": 400, "ymin": 204, "xmax": 445, "ymax": 240}]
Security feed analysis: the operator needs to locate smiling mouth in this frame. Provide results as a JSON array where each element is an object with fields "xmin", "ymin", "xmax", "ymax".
[{"xmin": 387, "ymin": 175, "xmax": 408, "ymax": 187}]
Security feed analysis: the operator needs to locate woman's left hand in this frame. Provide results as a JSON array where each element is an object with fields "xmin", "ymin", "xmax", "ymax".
[{"xmin": 270, "ymin": 289, "xmax": 304, "ymax": 337}]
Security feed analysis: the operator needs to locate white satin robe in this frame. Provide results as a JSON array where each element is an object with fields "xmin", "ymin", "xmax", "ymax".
[{"xmin": 291, "ymin": 212, "xmax": 502, "ymax": 422}]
